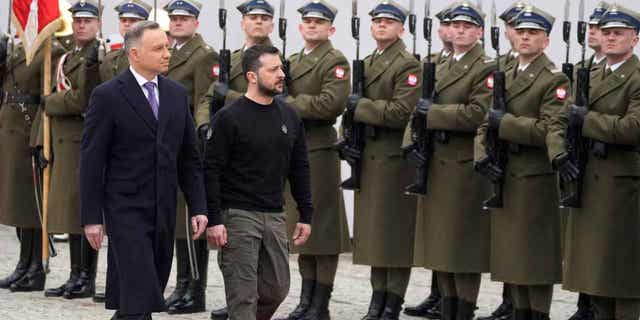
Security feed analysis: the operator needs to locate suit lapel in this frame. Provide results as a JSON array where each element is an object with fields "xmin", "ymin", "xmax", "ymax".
[
  {"xmin": 436, "ymin": 44, "xmax": 482, "ymax": 92},
  {"xmin": 365, "ymin": 40, "xmax": 405, "ymax": 88},
  {"xmin": 506, "ymin": 54, "xmax": 549, "ymax": 103},
  {"xmin": 590, "ymin": 56, "xmax": 639, "ymax": 105},
  {"xmin": 157, "ymin": 76, "xmax": 174, "ymax": 139},
  {"xmin": 290, "ymin": 41, "xmax": 332, "ymax": 81},
  {"xmin": 119, "ymin": 70, "xmax": 158, "ymax": 134}
]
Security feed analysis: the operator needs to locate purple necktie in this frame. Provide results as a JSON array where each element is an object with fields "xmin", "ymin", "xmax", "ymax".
[{"xmin": 143, "ymin": 82, "xmax": 159, "ymax": 120}]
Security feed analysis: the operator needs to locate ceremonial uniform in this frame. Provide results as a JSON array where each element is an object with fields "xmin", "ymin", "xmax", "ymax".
[
  {"xmin": 41, "ymin": 0, "xmax": 103, "ymax": 301},
  {"xmin": 160, "ymin": 0, "xmax": 219, "ymax": 315},
  {"xmin": 278, "ymin": 3, "xmax": 351, "ymax": 320},
  {"xmin": 343, "ymin": 2, "xmax": 419, "ymax": 318},
  {"xmin": 0, "ymin": 39, "xmax": 65, "ymax": 292},
  {"xmin": 475, "ymin": 9, "xmax": 568, "ymax": 320},
  {"xmin": 547, "ymin": 5, "xmax": 640, "ymax": 320},
  {"xmin": 409, "ymin": 3, "xmax": 493, "ymax": 320}
]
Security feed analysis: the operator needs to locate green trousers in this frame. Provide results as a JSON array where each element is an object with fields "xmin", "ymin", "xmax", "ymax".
[
  {"xmin": 218, "ymin": 209, "xmax": 290, "ymax": 320},
  {"xmin": 370, "ymin": 267, "xmax": 411, "ymax": 297},
  {"xmin": 437, "ymin": 272, "xmax": 481, "ymax": 304},
  {"xmin": 591, "ymin": 296, "xmax": 640, "ymax": 320},
  {"xmin": 509, "ymin": 284, "xmax": 553, "ymax": 314},
  {"xmin": 298, "ymin": 254, "xmax": 339, "ymax": 286}
]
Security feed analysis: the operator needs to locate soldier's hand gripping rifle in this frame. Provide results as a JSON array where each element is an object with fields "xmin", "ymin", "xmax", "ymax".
[
  {"xmin": 562, "ymin": 0, "xmax": 574, "ymax": 82},
  {"xmin": 480, "ymin": 0, "xmax": 508, "ymax": 210},
  {"xmin": 279, "ymin": 0, "xmax": 291, "ymax": 94},
  {"xmin": 409, "ymin": 0, "xmax": 420, "ymax": 61},
  {"xmin": 558, "ymin": 0, "xmax": 589, "ymax": 208},
  {"xmin": 335, "ymin": 0, "xmax": 365, "ymax": 190},
  {"xmin": 403, "ymin": 0, "xmax": 435, "ymax": 195}
]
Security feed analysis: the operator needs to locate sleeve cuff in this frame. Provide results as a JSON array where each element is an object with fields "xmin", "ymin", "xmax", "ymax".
[{"xmin": 298, "ymin": 207, "xmax": 313, "ymax": 224}]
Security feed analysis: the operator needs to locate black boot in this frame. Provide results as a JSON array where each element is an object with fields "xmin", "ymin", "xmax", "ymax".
[
  {"xmin": 403, "ymin": 279, "xmax": 441, "ymax": 318},
  {"xmin": 512, "ymin": 309, "xmax": 531, "ymax": 320},
  {"xmin": 167, "ymin": 240, "xmax": 208, "ymax": 314},
  {"xmin": 530, "ymin": 310, "xmax": 549, "ymax": 320},
  {"xmin": 380, "ymin": 292, "xmax": 404, "ymax": 320},
  {"xmin": 569, "ymin": 294, "xmax": 594, "ymax": 320},
  {"xmin": 455, "ymin": 300, "xmax": 476, "ymax": 320},
  {"xmin": 301, "ymin": 283, "xmax": 332, "ymax": 320},
  {"xmin": 275, "ymin": 278, "xmax": 316, "ymax": 320},
  {"xmin": 0, "ymin": 228, "xmax": 31, "ymax": 289},
  {"xmin": 65, "ymin": 236, "xmax": 98, "ymax": 299},
  {"xmin": 440, "ymin": 297, "xmax": 458, "ymax": 320},
  {"xmin": 45, "ymin": 234, "xmax": 82, "ymax": 297},
  {"xmin": 361, "ymin": 291, "xmax": 386, "ymax": 320},
  {"xmin": 477, "ymin": 299, "xmax": 513, "ymax": 320},
  {"xmin": 165, "ymin": 239, "xmax": 190, "ymax": 308},
  {"xmin": 10, "ymin": 229, "xmax": 45, "ymax": 292},
  {"xmin": 210, "ymin": 307, "xmax": 229, "ymax": 320}
]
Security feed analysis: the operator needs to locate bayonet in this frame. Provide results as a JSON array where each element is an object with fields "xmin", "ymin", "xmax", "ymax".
[
  {"xmin": 562, "ymin": 0, "xmax": 574, "ymax": 82},
  {"xmin": 409, "ymin": 0, "xmax": 419, "ymax": 60}
]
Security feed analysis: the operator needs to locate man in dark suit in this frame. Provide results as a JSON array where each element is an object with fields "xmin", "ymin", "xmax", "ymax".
[{"xmin": 79, "ymin": 21, "xmax": 209, "ymax": 320}]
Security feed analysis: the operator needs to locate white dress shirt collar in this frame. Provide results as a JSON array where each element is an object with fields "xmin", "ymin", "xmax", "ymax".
[{"xmin": 607, "ymin": 59, "xmax": 627, "ymax": 72}]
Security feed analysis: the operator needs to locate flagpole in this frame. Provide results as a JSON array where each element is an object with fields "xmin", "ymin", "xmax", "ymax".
[{"xmin": 42, "ymin": 37, "xmax": 52, "ymax": 268}]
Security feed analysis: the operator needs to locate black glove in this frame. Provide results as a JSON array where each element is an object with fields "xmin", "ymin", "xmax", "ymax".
[
  {"xmin": 85, "ymin": 42, "xmax": 100, "ymax": 67},
  {"xmin": 0, "ymin": 34, "xmax": 8, "ymax": 66},
  {"xmin": 553, "ymin": 152, "xmax": 580, "ymax": 183},
  {"xmin": 346, "ymin": 94, "xmax": 361, "ymax": 112},
  {"xmin": 197, "ymin": 123, "xmax": 211, "ymax": 141},
  {"xmin": 414, "ymin": 98, "xmax": 432, "ymax": 116},
  {"xmin": 213, "ymin": 81, "xmax": 229, "ymax": 100},
  {"xmin": 568, "ymin": 104, "xmax": 588, "ymax": 127},
  {"xmin": 474, "ymin": 157, "xmax": 503, "ymax": 183},
  {"xmin": 488, "ymin": 108, "xmax": 506, "ymax": 131},
  {"xmin": 32, "ymin": 146, "xmax": 52, "ymax": 169},
  {"xmin": 338, "ymin": 145, "xmax": 362, "ymax": 165}
]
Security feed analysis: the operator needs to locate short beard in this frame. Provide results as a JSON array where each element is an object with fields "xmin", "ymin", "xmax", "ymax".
[{"xmin": 257, "ymin": 77, "xmax": 281, "ymax": 97}]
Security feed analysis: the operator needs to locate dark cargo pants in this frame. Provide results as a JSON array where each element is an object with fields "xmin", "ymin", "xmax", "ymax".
[{"xmin": 218, "ymin": 208, "xmax": 290, "ymax": 320}]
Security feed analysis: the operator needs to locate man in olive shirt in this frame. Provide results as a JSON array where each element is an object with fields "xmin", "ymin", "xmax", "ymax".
[{"xmin": 205, "ymin": 44, "xmax": 312, "ymax": 320}]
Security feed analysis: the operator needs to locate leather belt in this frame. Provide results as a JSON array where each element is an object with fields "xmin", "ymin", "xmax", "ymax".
[
  {"xmin": 2, "ymin": 92, "xmax": 41, "ymax": 105},
  {"xmin": 303, "ymin": 119, "xmax": 335, "ymax": 128}
]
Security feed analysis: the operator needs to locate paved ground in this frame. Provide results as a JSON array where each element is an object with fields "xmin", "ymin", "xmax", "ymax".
[{"xmin": 0, "ymin": 225, "xmax": 580, "ymax": 319}]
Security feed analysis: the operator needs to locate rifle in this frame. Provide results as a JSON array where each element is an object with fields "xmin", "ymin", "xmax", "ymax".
[
  {"xmin": 409, "ymin": 0, "xmax": 420, "ymax": 61},
  {"xmin": 559, "ymin": 0, "xmax": 589, "ymax": 208},
  {"xmin": 279, "ymin": 0, "xmax": 290, "ymax": 93},
  {"xmin": 482, "ymin": 0, "xmax": 508, "ymax": 210},
  {"xmin": 209, "ymin": 0, "xmax": 231, "ymax": 122},
  {"xmin": 335, "ymin": 0, "xmax": 365, "ymax": 190},
  {"xmin": 403, "ymin": 0, "xmax": 435, "ymax": 195},
  {"xmin": 153, "ymin": 0, "xmax": 157, "ymax": 22},
  {"xmin": 97, "ymin": 0, "xmax": 105, "ymax": 60},
  {"xmin": 562, "ymin": 0, "xmax": 574, "ymax": 83}
]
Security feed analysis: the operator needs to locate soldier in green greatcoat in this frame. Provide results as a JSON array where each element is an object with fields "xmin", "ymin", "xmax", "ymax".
[
  {"xmin": 403, "ymin": 4, "xmax": 457, "ymax": 320},
  {"xmin": 99, "ymin": 0, "xmax": 152, "ymax": 82},
  {"xmin": 39, "ymin": 0, "xmax": 102, "ymax": 301},
  {"xmin": 475, "ymin": 6, "xmax": 568, "ymax": 320},
  {"xmin": 0, "ymin": 30, "xmax": 65, "ymax": 292},
  {"xmin": 339, "ymin": 1, "xmax": 420, "ymax": 318},
  {"xmin": 195, "ymin": 0, "xmax": 276, "ymax": 132},
  {"xmin": 475, "ymin": 3, "xmax": 528, "ymax": 320},
  {"xmin": 160, "ymin": 0, "xmax": 219, "ymax": 315},
  {"xmin": 274, "ymin": 2, "xmax": 350, "ymax": 320},
  {"xmin": 409, "ymin": 2, "xmax": 494, "ymax": 320},
  {"xmin": 547, "ymin": 5, "xmax": 640, "ymax": 320}
]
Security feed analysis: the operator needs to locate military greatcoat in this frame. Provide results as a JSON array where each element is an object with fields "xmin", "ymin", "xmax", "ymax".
[
  {"xmin": 414, "ymin": 44, "xmax": 494, "ymax": 273},
  {"xmin": 41, "ymin": 40, "xmax": 100, "ymax": 234},
  {"xmin": 475, "ymin": 53, "xmax": 568, "ymax": 284},
  {"xmin": 167, "ymin": 33, "xmax": 218, "ymax": 240},
  {"xmin": 0, "ymin": 42, "xmax": 64, "ymax": 228},
  {"xmin": 282, "ymin": 40, "xmax": 351, "ymax": 255},
  {"xmin": 548, "ymin": 55, "xmax": 640, "ymax": 298},
  {"xmin": 350, "ymin": 39, "xmax": 420, "ymax": 267}
]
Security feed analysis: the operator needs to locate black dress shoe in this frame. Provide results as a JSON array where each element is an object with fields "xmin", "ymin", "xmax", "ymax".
[
  {"xmin": 477, "ymin": 300, "xmax": 513, "ymax": 320},
  {"xmin": 166, "ymin": 289, "xmax": 206, "ymax": 314},
  {"xmin": 568, "ymin": 307, "xmax": 593, "ymax": 320},
  {"xmin": 93, "ymin": 292, "xmax": 106, "ymax": 303},
  {"xmin": 9, "ymin": 270, "xmax": 45, "ymax": 292},
  {"xmin": 165, "ymin": 240, "xmax": 191, "ymax": 308},
  {"xmin": 46, "ymin": 234, "xmax": 82, "ymax": 297},
  {"xmin": 210, "ymin": 307, "xmax": 229, "ymax": 320},
  {"xmin": 404, "ymin": 295, "xmax": 441, "ymax": 318},
  {"xmin": 0, "ymin": 261, "xmax": 29, "ymax": 289}
]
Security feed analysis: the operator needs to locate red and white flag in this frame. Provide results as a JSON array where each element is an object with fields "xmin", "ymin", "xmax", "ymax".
[{"xmin": 12, "ymin": 0, "xmax": 62, "ymax": 65}]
